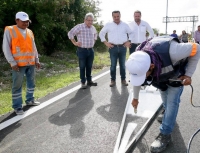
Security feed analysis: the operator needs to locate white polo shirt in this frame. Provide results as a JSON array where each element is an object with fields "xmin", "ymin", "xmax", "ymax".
[
  {"xmin": 128, "ymin": 20, "xmax": 154, "ymax": 44},
  {"xmin": 99, "ymin": 21, "xmax": 133, "ymax": 45}
]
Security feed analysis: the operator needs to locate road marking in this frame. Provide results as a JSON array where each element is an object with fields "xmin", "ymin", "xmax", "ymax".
[
  {"xmin": 114, "ymin": 87, "xmax": 162, "ymax": 153},
  {"xmin": 118, "ymin": 123, "xmax": 137, "ymax": 153},
  {"xmin": 0, "ymin": 69, "xmax": 112, "ymax": 131}
]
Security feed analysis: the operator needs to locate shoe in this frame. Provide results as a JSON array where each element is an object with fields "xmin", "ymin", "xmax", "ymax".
[
  {"xmin": 157, "ymin": 109, "xmax": 165, "ymax": 122},
  {"xmin": 14, "ymin": 108, "xmax": 24, "ymax": 115},
  {"xmin": 110, "ymin": 80, "xmax": 116, "ymax": 87},
  {"xmin": 26, "ymin": 101, "xmax": 40, "ymax": 106},
  {"xmin": 121, "ymin": 80, "xmax": 128, "ymax": 86},
  {"xmin": 87, "ymin": 81, "xmax": 97, "ymax": 86},
  {"xmin": 81, "ymin": 83, "xmax": 87, "ymax": 89},
  {"xmin": 150, "ymin": 133, "xmax": 172, "ymax": 153}
]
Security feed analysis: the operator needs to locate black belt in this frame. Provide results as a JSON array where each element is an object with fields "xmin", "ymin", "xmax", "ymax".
[
  {"xmin": 112, "ymin": 44, "xmax": 125, "ymax": 47},
  {"xmin": 132, "ymin": 43, "xmax": 140, "ymax": 45},
  {"xmin": 78, "ymin": 47, "xmax": 92, "ymax": 50}
]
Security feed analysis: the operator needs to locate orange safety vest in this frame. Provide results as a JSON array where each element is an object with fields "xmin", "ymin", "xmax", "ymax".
[
  {"xmin": 190, "ymin": 43, "xmax": 198, "ymax": 57},
  {"xmin": 5, "ymin": 25, "xmax": 35, "ymax": 66}
]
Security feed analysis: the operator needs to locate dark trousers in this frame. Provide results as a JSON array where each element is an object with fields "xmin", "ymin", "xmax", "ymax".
[
  {"xmin": 109, "ymin": 45, "xmax": 127, "ymax": 81},
  {"xmin": 77, "ymin": 47, "xmax": 94, "ymax": 83},
  {"xmin": 129, "ymin": 43, "xmax": 140, "ymax": 55}
]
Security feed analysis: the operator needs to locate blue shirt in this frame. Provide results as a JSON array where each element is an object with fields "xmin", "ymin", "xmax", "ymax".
[{"xmin": 170, "ymin": 33, "xmax": 178, "ymax": 38}]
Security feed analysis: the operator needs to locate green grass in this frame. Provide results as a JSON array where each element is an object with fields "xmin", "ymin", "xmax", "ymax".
[{"xmin": 0, "ymin": 50, "xmax": 111, "ymax": 115}]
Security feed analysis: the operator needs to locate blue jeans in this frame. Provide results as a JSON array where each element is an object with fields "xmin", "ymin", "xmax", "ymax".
[
  {"xmin": 12, "ymin": 65, "xmax": 35, "ymax": 109},
  {"xmin": 77, "ymin": 47, "xmax": 94, "ymax": 83},
  {"xmin": 129, "ymin": 43, "xmax": 140, "ymax": 55},
  {"xmin": 159, "ymin": 85, "xmax": 184, "ymax": 135},
  {"xmin": 109, "ymin": 46, "xmax": 127, "ymax": 81}
]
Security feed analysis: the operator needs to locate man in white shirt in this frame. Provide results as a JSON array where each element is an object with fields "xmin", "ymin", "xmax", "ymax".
[
  {"xmin": 128, "ymin": 10, "xmax": 154, "ymax": 55},
  {"xmin": 99, "ymin": 10, "xmax": 133, "ymax": 87}
]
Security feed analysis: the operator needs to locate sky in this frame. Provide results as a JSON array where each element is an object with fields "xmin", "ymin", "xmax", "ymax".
[{"xmin": 96, "ymin": 0, "xmax": 200, "ymax": 35}]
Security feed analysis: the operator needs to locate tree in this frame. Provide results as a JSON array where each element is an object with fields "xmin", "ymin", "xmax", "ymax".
[
  {"xmin": 153, "ymin": 28, "xmax": 159, "ymax": 35},
  {"xmin": 0, "ymin": 0, "xmax": 101, "ymax": 55}
]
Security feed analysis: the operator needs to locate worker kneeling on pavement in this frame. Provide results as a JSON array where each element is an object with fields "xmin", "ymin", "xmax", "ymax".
[{"xmin": 126, "ymin": 36, "xmax": 200, "ymax": 153}]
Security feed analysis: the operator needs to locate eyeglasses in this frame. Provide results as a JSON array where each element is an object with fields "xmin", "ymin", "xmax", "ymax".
[{"xmin": 86, "ymin": 19, "xmax": 93, "ymax": 22}]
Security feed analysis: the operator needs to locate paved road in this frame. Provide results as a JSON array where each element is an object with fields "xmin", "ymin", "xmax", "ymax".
[{"xmin": 0, "ymin": 65, "xmax": 200, "ymax": 153}]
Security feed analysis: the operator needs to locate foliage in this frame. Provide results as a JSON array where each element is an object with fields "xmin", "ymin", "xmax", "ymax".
[
  {"xmin": 153, "ymin": 28, "xmax": 159, "ymax": 35},
  {"xmin": 0, "ymin": 0, "xmax": 102, "ymax": 55}
]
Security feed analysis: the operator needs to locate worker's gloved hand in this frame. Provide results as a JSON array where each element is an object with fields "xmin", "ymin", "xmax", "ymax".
[{"xmin": 132, "ymin": 99, "xmax": 139, "ymax": 114}]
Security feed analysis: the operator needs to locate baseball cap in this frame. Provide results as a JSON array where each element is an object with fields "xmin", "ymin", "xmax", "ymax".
[
  {"xmin": 16, "ymin": 12, "xmax": 30, "ymax": 22},
  {"xmin": 126, "ymin": 51, "xmax": 151, "ymax": 86}
]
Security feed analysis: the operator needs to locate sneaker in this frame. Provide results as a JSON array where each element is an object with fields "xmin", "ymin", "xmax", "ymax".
[
  {"xmin": 121, "ymin": 80, "xmax": 128, "ymax": 86},
  {"xmin": 87, "ymin": 81, "xmax": 97, "ymax": 86},
  {"xmin": 14, "ymin": 108, "xmax": 24, "ymax": 115},
  {"xmin": 110, "ymin": 80, "xmax": 116, "ymax": 87},
  {"xmin": 81, "ymin": 83, "xmax": 87, "ymax": 89},
  {"xmin": 26, "ymin": 101, "xmax": 40, "ymax": 106},
  {"xmin": 157, "ymin": 109, "xmax": 165, "ymax": 122},
  {"xmin": 150, "ymin": 133, "xmax": 172, "ymax": 153}
]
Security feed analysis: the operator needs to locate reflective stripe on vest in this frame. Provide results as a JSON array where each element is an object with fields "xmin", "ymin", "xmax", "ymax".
[
  {"xmin": 161, "ymin": 65, "xmax": 174, "ymax": 74},
  {"xmin": 190, "ymin": 43, "xmax": 198, "ymax": 57},
  {"xmin": 5, "ymin": 25, "xmax": 35, "ymax": 66}
]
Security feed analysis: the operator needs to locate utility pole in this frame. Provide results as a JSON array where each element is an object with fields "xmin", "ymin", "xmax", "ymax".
[
  {"xmin": 165, "ymin": 0, "xmax": 168, "ymax": 34},
  {"xmin": 192, "ymin": 15, "xmax": 195, "ymax": 38}
]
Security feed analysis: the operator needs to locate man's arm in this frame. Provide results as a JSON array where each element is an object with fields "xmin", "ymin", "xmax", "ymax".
[
  {"xmin": 99, "ymin": 24, "xmax": 107, "ymax": 42},
  {"xmin": 2, "ymin": 29, "xmax": 17, "ymax": 67},
  {"xmin": 170, "ymin": 41, "xmax": 200, "ymax": 76},
  {"xmin": 32, "ymin": 37, "xmax": 40, "ymax": 69},
  {"xmin": 132, "ymin": 86, "xmax": 141, "ymax": 110},
  {"xmin": 68, "ymin": 25, "xmax": 82, "ymax": 47},
  {"xmin": 124, "ymin": 24, "xmax": 132, "ymax": 48},
  {"xmin": 194, "ymin": 31, "xmax": 197, "ymax": 42},
  {"xmin": 185, "ymin": 45, "xmax": 200, "ymax": 77},
  {"xmin": 93, "ymin": 26, "xmax": 98, "ymax": 45},
  {"xmin": 146, "ymin": 22, "xmax": 154, "ymax": 38},
  {"xmin": 99, "ymin": 23, "xmax": 113, "ymax": 48}
]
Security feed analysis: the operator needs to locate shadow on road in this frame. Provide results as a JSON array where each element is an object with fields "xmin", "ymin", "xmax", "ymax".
[
  {"xmin": 96, "ymin": 86, "xmax": 129, "ymax": 123},
  {"xmin": 0, "ymin": 122, "xmax": 22, "ymax": 149},
  {"xmin": 48, "ymin": 88, "xmax": 94, "ymax": 138}
]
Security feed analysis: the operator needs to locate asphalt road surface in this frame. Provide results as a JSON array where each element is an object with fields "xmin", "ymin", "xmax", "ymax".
[{"xmin": 0, "ymin": 65, "xmax": 200, "ymax": 153}]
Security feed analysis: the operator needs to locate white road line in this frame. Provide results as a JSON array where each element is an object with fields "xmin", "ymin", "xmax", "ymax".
[
  {"xmin": 114, "ymin": 87, "xmax": 162, "ymax": 153},
  {"xmin": 113, "ymin": 88, "xmax": 132, "ymax": 153},
  {"xmin": 0, "ymin": 69, "xmax": 111, "ymax": 131},
  {"xmin": 118, "ymin": 123, "xmax": 137, "ymax": 153}
]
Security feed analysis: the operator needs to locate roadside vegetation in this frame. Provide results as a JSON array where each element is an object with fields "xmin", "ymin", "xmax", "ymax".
[{"xmin": 0, "ymin": 50, "xmax": 110, "ymax": 115}]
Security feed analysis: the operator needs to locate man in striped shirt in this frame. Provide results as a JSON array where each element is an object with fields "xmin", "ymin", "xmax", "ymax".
[
  {"xmin": 194, "ymin": 25, "xmax": 200, "ymax": 44},
  {"xmin": 68, "ymin": 13, "xmax": 97, "ymax": 89}
]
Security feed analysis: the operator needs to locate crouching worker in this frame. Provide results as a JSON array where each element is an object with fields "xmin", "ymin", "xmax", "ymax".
[
  {"xmin": 2, "ymin": 12, "xmax": 40, "ymax": 115},
  {"xmin": 126, "ymin": 36, "xmax": 200, "ymax": 152}
]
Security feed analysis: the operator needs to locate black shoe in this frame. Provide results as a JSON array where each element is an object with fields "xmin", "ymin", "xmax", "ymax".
[
  {"xmin": 150, "ymin": 133, "xmax": 171, "ymax": 153},
  {"xmin": 87, "ymin": 81, "xmax": 97, "ymax": 86},
  {"xmin": 81, "ymin": 83, "xmax": 87, "ymax": 89},
  {"xmin": 157, "ymin": 109, "xmax": 165, "ymax": 123},
  {"xmin": 110, "ymin": 80, "xmax": 116, "ymax": 87}
]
